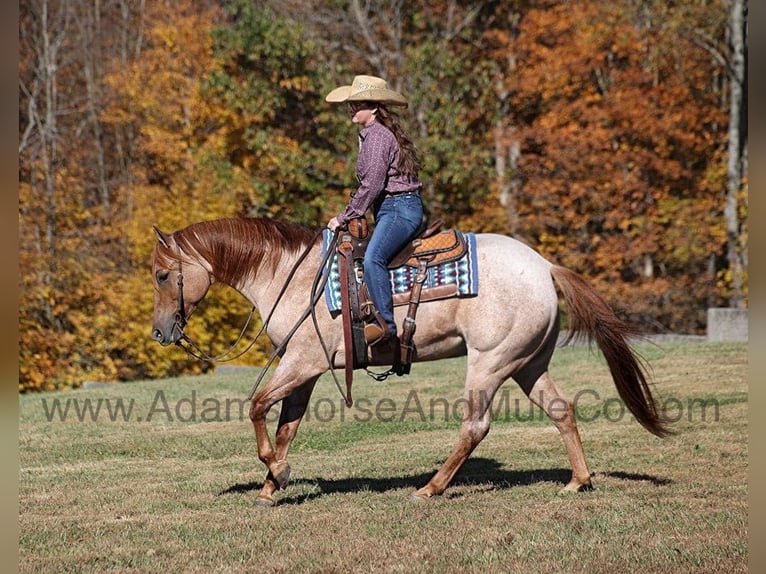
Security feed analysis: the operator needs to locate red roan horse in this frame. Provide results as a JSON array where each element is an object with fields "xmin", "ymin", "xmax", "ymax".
[{"xmin": 151, "ymin": 217, "xmax": 669, "ymax": 506}]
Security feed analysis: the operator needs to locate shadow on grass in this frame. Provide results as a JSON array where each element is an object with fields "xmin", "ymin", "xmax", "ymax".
[
  {"xmin": 598, "ymin": 470, "xmax": 673, "ymax": 486},
  {"xmin": 218, "ymin": 457, "xmax": 672, "ymax": 504}
]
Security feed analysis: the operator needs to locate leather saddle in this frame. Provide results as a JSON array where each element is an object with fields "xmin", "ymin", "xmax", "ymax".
[
  {"xmin": 388, "ymin": 223, "xmax": 466, "ymax": 269},
  {"xmin": 342, "ymin": 215, "xmax": 466, "ymax": 271}
]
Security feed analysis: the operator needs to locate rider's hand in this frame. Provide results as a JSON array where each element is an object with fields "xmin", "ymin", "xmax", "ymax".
[{"xmin": 327, "ymin": 217, "xmax": 341, "ymax": 232}]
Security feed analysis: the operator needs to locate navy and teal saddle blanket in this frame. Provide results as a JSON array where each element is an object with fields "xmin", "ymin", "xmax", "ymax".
[{"xmin": 321, "ymin": 229, "xmax": 480, "ymax": 313}]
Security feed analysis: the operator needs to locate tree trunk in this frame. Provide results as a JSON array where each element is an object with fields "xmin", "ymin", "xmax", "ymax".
[{"xmin": 725, "ymin": 0, "xmax": 747, "ymax": 308}]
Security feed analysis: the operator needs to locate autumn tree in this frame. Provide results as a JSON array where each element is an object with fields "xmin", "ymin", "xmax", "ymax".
[
  {"xmin": 19, "ymin": 0, "xmax": 149, "ymax": 390},
  {"xmin": 500, "ymin": 0, "xmax": 732, "ymax": 332},
  {"xmin": 19, "ymin": 0, "xmax": 745, "ymax": 391},
  {"xmin": 269, "ymin": 0, "xmax": 507, "ymax": 229},
  {"xmin": 97, "ymin": 0, "xmax": 351, "ymax": 383},
  {"xmin": 723, "ymin": 0, "xmax": 747, "ymax": 307}
]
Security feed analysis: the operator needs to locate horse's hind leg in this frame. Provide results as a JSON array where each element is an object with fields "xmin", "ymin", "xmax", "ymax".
[
  {"xmin": 526, "ymin": 371, "xmax": 593, "ymax": 492},
  {"xmin": 253, "ymin": 377, "xmax": 318, "ymax": 507},
  {"xmin": 413, "ymin": 371, "xmax": 500, "ymax": 500}
]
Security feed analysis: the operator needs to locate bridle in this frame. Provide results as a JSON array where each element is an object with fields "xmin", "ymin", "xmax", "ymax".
[{"xmin": 171, "ymin": 262, "xmax": 188, "ymax": 338}]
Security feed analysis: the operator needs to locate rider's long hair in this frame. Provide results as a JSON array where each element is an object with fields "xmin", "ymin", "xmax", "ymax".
[{"xmin": 374, "ymin": 104, "xmax": 424, "ymax": 177}]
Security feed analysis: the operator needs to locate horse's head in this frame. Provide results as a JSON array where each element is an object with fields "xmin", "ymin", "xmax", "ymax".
[{"xmin": 151, "ymin": 226, "xmax": 212, "ymax": 346}]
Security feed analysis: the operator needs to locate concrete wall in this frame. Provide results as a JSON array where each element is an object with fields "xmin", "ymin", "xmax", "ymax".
[{"xmin": 707, "ymin": 308, "xmax": 748, "ymax": 342}]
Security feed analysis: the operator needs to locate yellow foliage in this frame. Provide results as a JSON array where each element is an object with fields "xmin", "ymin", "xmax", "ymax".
[{"xmin": 19, "ymin": 0, "xmax": 744, "ymax": 391}]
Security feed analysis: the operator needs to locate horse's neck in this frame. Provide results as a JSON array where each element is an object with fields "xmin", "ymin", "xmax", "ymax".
[{"xmin": 234, "ymin": 241, "xmax": 320, "ymax": 319}]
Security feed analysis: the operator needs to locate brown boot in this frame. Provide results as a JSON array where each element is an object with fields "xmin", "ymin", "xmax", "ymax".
[{"xmin": 364, "ymin": 322, "xmax": 389, "ymax": 346}]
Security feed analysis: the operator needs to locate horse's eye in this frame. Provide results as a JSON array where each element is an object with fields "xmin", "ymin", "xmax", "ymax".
[{"xmin": 156, "ymin": 270, "xmax": 170, "ymax": 284}]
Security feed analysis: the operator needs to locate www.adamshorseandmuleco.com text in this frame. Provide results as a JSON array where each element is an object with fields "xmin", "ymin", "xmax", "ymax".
[{"xmin": 39, "ymin": 388, "xmax": 721, "ymax": 425}]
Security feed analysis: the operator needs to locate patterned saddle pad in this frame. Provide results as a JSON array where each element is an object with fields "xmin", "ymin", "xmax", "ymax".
[{"xmin": 321, "ymin": 229, "xmax": 479, "ymax": 313}]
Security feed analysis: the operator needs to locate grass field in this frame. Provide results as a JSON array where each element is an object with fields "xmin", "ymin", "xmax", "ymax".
[{"xmin": 19, "ymin": 341, "xmax": 747, "ymax": 573}]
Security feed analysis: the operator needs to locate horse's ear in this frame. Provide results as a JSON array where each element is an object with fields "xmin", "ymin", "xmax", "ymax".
[{"xmin": 153, "ymin": 226, "xmax": 171, "ymax": 248}]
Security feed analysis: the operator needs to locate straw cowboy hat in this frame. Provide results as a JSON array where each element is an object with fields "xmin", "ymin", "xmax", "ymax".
[{"xmin": 325, "ymin": 75, "xmax": 408, "ymax": 107}]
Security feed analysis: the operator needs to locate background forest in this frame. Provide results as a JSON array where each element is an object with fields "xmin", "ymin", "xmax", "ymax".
[{"xmin": 18, "ymin": 0, "xmax": 748, "ymax": 392}]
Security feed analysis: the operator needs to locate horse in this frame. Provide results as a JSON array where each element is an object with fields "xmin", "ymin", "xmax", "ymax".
[{"xmin": 150, "ymin": 216, "xmax": 669, "ymax": 506}]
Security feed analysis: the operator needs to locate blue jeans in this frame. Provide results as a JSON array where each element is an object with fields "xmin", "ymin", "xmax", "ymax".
[{"xmin": 364, "ymin": 192, "xmax": 423, "ymax": 337}]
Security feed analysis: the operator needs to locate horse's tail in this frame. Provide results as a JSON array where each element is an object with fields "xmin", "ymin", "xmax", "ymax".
[{"xmin": 550, "ymin": 265, "xmax": 672, "ymax": 438}]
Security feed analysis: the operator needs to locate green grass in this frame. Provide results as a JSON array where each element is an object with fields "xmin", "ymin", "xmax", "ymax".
[{"xmin": 19, "ymin": 342, "xmax": 747, "ymax": 573}]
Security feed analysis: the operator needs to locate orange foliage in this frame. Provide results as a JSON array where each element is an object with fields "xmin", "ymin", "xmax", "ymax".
[
  {"xmin": 498, "ymin": 0, "xmax": 730, "ymax": 331},
  {"xmin": 18, "ymin": 0, "xmax": 741, "ymax": 392}
]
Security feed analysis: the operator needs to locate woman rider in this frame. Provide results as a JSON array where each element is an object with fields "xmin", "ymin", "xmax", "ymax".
[{"xmin": 326, "ymin": 75, "xmax": 424, "ymax": 347}]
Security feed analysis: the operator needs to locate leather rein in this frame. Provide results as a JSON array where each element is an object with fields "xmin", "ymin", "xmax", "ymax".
[{"xmin": 169, "ymin": 229, "xmax": 351, "ymax": 404}]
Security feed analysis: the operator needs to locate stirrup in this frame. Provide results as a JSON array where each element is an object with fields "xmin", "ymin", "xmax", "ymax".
[{"xmin": 364, "ymin": 334, "xmax": 405, "ymax": 382}]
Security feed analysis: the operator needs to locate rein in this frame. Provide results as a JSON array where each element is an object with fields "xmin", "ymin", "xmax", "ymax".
[
  {"xmin": 242, "ymin": 229, "xmax": 349, "ymax": 404},
  {"xmin": 170, "ymin": 229, "xmax": 351, "ymax": 404}
]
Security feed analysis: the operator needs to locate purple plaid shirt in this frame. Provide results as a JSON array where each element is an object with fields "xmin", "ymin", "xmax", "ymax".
[{"xmin": 336, "ymin": 121, "xmax": 422, "ymax": 226}]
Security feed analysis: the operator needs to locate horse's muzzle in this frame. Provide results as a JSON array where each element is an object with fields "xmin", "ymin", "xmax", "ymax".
[{"xmin": 152, "ymin": 327, "xmax": 174, "ymax": 346}]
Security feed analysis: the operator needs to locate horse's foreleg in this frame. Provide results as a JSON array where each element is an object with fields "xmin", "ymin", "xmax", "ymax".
[
  {"xmin": 249, "ymin": 376, "xmax": 308, "ymax": 502},
  {"xmin": 413, "ymin": 378, "xmax": 497, "ymax": 500},
  {"xmin": 527, "ymin": 372, "xmax": 593, "ymax": 492},
  {"xmin": 249, "ymin": 394, "xmax": 284, "ymax": 486},
  {"xmin": 254, "ymin": 378, "xmax": 318, "ymax": 506}
]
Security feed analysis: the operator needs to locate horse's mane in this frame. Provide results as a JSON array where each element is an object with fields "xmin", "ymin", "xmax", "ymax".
[{"xmin": 166, "ymin": 217, "xmax": 318, "ymax": 287}]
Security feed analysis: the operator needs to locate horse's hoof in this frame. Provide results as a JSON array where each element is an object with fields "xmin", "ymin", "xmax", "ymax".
[
  {"xmin": 253, "ymin": 495, "xmax": 276, "ymax": 508},
  {"xmin": 560, "ymin": 480, "xmax": 594, "ymax": 494},
  {"xmin": 410, "ymin": 489, "xmax": 435, "ymax": 503},
  {"xmin": 273, "ymin": 461, "xmax": 292, "ymax": 489}
]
